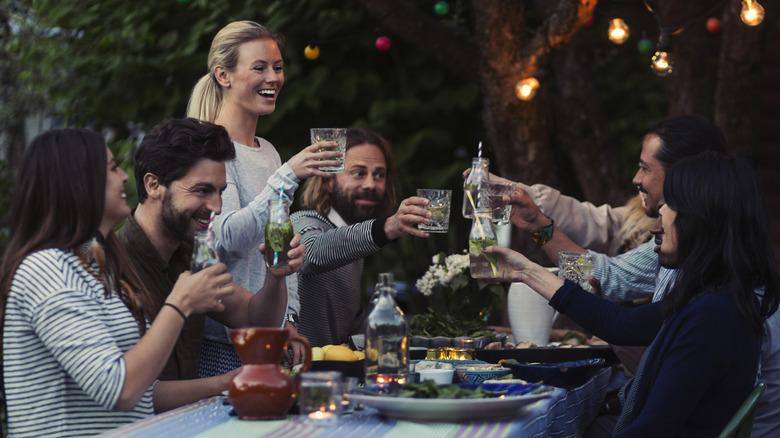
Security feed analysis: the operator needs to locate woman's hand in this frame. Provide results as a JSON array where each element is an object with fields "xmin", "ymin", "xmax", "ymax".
[
  {"xmin": 484, "ymin": 246, "xmax": 563, "ymax": 300},
  {"xmin": 384, "ymin": 196, "xmax": 431, "ymax": 239},
  {"xmin": 287, "ymin": 142, "xmax": 343, "ymax": 179},
  {"xmin": 262, "ymin": 233, "xmax": 304, "ymax": 277},
  {"xmin": 168, "ymin": 264, "xmax": 235, "ymax": 316}
]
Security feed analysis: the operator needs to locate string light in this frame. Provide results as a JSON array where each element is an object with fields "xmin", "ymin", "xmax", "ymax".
[
  {"xmin": 650, "ymin": 34, "xmax": 673, "ymax": 77},
  {"xmin": 608, "ymin": 18, "xmax": 630, "ymax": 44},
  {"xmin": 515, "ymin": 77, "xmax": 540, "ymax": 101},
  {"xmin": 740, "ymin": 0, "xmax": 765, "ymax": 26}
]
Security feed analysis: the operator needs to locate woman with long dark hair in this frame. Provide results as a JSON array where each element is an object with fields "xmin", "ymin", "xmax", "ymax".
[
  {"xmin": 0, "ymin": 129, "xmax": 234, "ymax": 436},
  {"xmin": 487, "ymin": 152, "xmax": 779, "ymax": 436}
]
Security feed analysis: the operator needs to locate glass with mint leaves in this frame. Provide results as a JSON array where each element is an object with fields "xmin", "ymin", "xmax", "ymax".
[
  {"xmin": 469, "ymin": 207, "xmax": 499, "ymax": 279},
  {"xmin": 265, "ymin": 196, "xmax": 294, "ymax": 269}
]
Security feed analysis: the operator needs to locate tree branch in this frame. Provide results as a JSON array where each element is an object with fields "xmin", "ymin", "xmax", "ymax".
[{"xmin": 355, "ymin": 0, "xmax": 479, "ymax": 82}]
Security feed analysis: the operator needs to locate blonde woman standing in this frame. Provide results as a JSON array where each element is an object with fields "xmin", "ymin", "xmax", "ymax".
[{"xmin": 187, "ymin": 21, "xmax": 339, "ymax": 375}]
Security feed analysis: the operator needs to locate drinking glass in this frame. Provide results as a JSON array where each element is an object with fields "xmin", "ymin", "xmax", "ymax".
[
  {"xmin": 265, "ymin": 198, "xmax": 294, "ymax": 268},
  {"xmin": 558, "ymin": 251, "xmax": 594, "ymax": 292},
  {"xmin": 299, "ymin": 371, "xmax": 342, "ymax": 426},
  {"xmin": 191, "ymin": 231, "xmax": 218, "ymax": 273},
  {"xmin": 488, "ymin": 182, "xmax": 515, "ymax": 225},
  {"xmin": 340, "ymin": 376, "xmax": 359, "ymax": 411},
  {"xmin": 310, "ymin": 128, "xmax": 347, "ymax": 173},
  {"xmin": 416, "ymin": 189, "xmax": 452, "ymax": 233}
]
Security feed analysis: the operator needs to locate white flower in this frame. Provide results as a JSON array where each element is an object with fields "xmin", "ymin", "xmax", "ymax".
[{"xmin": 417, "ymin": 252, "xmax": 471, "ymax": 293}]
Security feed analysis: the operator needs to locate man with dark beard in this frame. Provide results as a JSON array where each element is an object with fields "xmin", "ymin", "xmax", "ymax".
[
  {"xmin": 117, "ymin": 118, "xmax": 304, "ymax": 381},
  {"xmin": 292, "ymin": 128, "xmax": 430, "ymax": 346}
]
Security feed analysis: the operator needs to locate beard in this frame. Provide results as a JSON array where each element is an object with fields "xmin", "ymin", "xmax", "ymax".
[
  {"xmin": 161, "ymin": 190, "xmax": 210, "ymax": 243},
  {"xmin": 331, "ymin": 184, "xmax": 382, "ymax": 224},
  {"xmin": 638, "ymin": 186, "xmax": 660, "ymax": 218}
]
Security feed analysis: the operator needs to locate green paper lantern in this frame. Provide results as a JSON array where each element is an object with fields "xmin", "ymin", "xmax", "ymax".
[
  {"xmin": 637, "ymin": 38, "xmax": 653, "ymax": 54},
  {"xmin": 434, "ymin": 1, "xmax": 450, "ymax": 16}
]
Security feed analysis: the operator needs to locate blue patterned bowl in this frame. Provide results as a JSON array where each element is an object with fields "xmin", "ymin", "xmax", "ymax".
[{"xmin": 455, "ymin": 366, "xmax": 512, "ymax": 384}]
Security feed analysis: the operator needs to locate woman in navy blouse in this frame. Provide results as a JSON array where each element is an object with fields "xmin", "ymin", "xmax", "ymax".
[{"xmin": 487, "ymin": 152, "xmax": 779, "ymax": 437}]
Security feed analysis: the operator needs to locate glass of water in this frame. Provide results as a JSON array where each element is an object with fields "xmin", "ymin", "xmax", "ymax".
[
  {"xmin": 488, "ymin": 182, "xmax": 515, "ymax": 225},
  {"xmin": 558, "ymin": 251, "xmax": 594, "ymax": 292},
  {"xmin": 310, "ymin": 128, "xmax": 347, "ymax": 173},
  {"xmin": 299, "ymin": 371, "xmax": 342, "ymax": 426},
  {"xmin": 416, "ymin": 189, "xmax": 452, "ymax": 233}
]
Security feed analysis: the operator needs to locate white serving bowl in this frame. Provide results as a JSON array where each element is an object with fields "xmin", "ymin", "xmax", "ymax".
[{"xmin": 417, "ymin": 368, "xmax": 455, "ymax": 385}]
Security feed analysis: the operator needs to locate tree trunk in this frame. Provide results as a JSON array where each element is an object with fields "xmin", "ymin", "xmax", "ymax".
[
  {"xmin": 549, "ymin": 34, "xmax": 630, "ymax": 205},
  {"xmin": 713, "ymin": 0, "xmax": 766, "ymax": 155},
  {"xmin": 656, "ymin": 0, "xmax": 722, "ymax": 117},
  {"xmin": 471, "ymin": 0, "xmax": 560, "ymax": 186}
]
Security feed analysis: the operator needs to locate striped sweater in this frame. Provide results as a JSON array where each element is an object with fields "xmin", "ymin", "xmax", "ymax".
[
  {"xmin": 3, "ymin": 249, "xmax": 154, "ymax": 437},
  {"xmin": 292, "ymin": 210, "xmax": 389, "ymax": 347}
]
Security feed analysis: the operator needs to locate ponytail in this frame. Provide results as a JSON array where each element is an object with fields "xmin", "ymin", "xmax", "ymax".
[{"xmin": 186, "ymin": 73, "xmax": 222, "ymax": 123}]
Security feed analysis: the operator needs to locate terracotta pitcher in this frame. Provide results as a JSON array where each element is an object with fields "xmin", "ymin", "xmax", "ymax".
[{"xmin": 228, "ymin": 327, "xmax": 312, "ymax": 420}]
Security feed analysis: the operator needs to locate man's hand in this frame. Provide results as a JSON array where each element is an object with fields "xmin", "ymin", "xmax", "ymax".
[
  {"xmin": 169, "ymin": 263, "xmax": 235, "ymax": 316},
  {"xmin": 285, "ymin": 322, "xmax": 307, "ymax": 365},
  {"xmin": 507, "ymin": 186, "xmax": 549, "ymax": 233},
  {"xmin": 261, "ymin": 234, "xmax": 304, "ymax": 277},
  {"xmin": 384, "ymin": 196, "xmax": 431, "ymax": 239}
]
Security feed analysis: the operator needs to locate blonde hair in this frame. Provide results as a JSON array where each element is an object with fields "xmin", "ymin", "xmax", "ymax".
[
  {"xmin": 301, "ymin": 128, "xmax": 398, "ymax": 218},
  {"xmin": 186, "ymin": 21, "xmax": 279, "ymax": 122},
  {"xmin": 611, "ymin": 194, "xmax": 656, "ymax": 254}
]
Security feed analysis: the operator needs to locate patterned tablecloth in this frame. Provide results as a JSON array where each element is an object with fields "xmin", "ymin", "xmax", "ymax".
[{"xmin": 102, "ymin": 367, "xmax": 612, "ymax": 438}]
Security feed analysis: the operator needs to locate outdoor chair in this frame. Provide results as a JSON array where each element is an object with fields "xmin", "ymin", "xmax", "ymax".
[{"xmin": 718, "ymin": 382, "xmax": 766, "ymax": 438}]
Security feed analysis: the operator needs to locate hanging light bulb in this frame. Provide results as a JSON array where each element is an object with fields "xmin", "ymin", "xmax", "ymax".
[
  {"xmin": 515, "ymin": 77, "xmax": 540, "ymax": 101},
  {"xmin": 650, "ymin": 33, "xmax": 673, "ymax": 77},
  {"xmin": 740, "ymin": 0, "xmax": 765, "ymax": 26},
  {"xmin": 608, "ymin": 18, "xmax": 630, "ymax": 44},
  {"xmin": 650, "ymin": 51, "xmax": 673, "ymax": 76}
]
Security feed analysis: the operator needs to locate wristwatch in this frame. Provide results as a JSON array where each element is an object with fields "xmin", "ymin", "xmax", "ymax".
[{"xmin": 285, "ymin": 313, "xmax": 299, "ymax": 327}]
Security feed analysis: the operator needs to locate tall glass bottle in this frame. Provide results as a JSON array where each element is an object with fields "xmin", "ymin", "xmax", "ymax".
[
  {"xmin": 265, "ymin": 195, "xmax": 294, "ymax": 268},
  {"xmin": 462, "ymin": 157, "xmax": 490, "ymax": 219},
  {"xmin": 469, "ymin": 207, "xmax": 499, "ymax": 279},
  {"xmin": 365, "ymin": 278, "xmax": 408, "ymax": 386}
]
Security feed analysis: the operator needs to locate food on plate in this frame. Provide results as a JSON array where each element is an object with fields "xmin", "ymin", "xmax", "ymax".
[
  {"xmin": 515, "ymin": 341, "xmax": 538, "ymax": 349},
  {"xmin": 415, "ymin": 360, "xmax": 454, "ymax": 371}
]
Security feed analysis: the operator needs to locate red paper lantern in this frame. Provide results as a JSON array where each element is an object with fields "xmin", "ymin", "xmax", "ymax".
[
  {"xmin": 375, "ymin": 36, "xmax": 392, "ymax": 52},
  {"xmin": 706, "ymin": 17, "xmax": 721, "ymax": 34}
]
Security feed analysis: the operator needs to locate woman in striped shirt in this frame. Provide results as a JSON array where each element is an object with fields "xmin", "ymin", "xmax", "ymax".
[{"xmin": 0, "ymin": 129, "xmax": 235, "ymax": 436}]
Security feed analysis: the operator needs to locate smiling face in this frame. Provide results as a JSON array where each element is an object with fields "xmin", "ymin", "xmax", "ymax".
[
  {"xmin": 652, "ymin": 203, "xmax": 679, "ymax": 268},
  {"xmin": 331, "ymin": 143, "xmax": 387, "ymax": 224},
  {"xmin": 101, "ymin": 148, "xmax": 130, "ymax": 231},
  {"xmin": 159, "ymin": 159, "xmax": 227, "ymax": 242},
  {"xmin": 632, "ymin": 134, "xmax": 666, "ymax": 218},
  {"xmin": 220, "ymin": 38, "xmax": 284, "ymax": 118}
]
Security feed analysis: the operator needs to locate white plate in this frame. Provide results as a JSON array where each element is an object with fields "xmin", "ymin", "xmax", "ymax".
[{"xmin": 349, "ymin": 390, "xmax": 552, "ymax": 421}]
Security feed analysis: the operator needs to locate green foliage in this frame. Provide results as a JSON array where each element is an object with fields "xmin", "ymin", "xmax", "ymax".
[
  {"xmin": 1, "ymin": 0, "xmax": 666, "ymax": 290},
  {"xmin": 410, "ymin": 252, "xmax": 505, "ymax": 336}
]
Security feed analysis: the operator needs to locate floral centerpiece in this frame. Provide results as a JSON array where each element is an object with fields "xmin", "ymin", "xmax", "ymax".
[{"xmin": 411, "ymin": 252, "xmax": 505, "ymax": 338}]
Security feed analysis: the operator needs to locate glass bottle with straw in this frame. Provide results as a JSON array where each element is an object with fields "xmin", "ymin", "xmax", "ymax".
[
  {"xmin": 462, "ymin": 142, "xmax": 490, "ymax": 219},
  {"xmin": 469, "ymin": 207, "xmax": 499, "ymax": 279},
  {"xmin": 265, "ymin": 187, "xmax": 294, "ymax": 269}
]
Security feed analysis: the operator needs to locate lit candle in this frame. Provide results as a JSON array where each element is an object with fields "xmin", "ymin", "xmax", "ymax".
[{"xmin": 308, "ymin": 410, "xmax": 334, "ymax": 421}]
